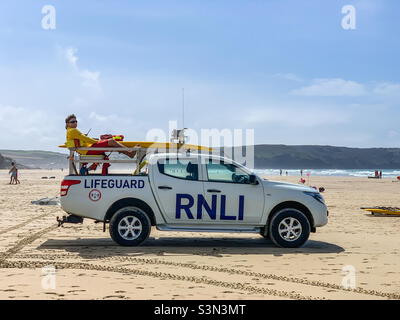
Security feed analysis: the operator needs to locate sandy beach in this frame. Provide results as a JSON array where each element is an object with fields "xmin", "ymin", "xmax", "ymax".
[{"xmin": 0, "ymin": 169, "xmax": 399, "ymax": 300}]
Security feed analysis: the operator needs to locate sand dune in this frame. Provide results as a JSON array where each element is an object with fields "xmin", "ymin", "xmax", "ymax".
[{"xmin": 0, "ymin": 170, "xmax": 399, "ymax": 300}]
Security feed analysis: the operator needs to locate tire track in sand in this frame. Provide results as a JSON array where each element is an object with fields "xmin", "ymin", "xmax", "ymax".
[
  {"xmin": 0, "ymin": 259, "xmax": 315, "ymax": 300},
  {"xmin": 114, "ymin": 257, "xmax": 400, "ymax": 300},
  {"xmin": 3, "ymin": 225, "xmax": 398, "ymax": 300},
  {"xmin": 13, "ymin": 253, "xmax": 400, "ymax": 300},
  {"xmin": 0, "ymin": 212, "xmax": 52, "ymax": 236},
  {"xmin": 0, "ymin": 224, "xmax": 58, "ymax": 262},
  {"xmin": 0, "ymin": 226, "xmax": 315, "ymax": 300}
]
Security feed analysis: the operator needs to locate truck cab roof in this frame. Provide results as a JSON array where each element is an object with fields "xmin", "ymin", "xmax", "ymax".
[{"xmin": 147, "ymin": 153, "xmax": 252, "ymax": 173}]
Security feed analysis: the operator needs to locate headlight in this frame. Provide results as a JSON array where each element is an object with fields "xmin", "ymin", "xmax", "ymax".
[{"xmin": 303, "ymin": 191, "xmax": 325, "ymax": 204}]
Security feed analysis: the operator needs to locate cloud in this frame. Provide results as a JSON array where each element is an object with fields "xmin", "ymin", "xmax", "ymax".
[
  {"xmin": 87, "ymin": 112, "xmax": 135, "ymax": 133},
  {"xmin": 290, "ymin": 78, "xmax": 400, "ymax": 100},
  {"xmin": 373, "ymin": 82, "xmax": 400, "ymax": 96},
  {"xmin": 65, "ymin": 47, "xmax": 78, "ymax": 68},
  {"xmin": 64, "ymin": 46, "xmax": 101, "ymax": 92},
  {"xmin": 0, "ymin": 104, "xmax": 61, "ymax": 149},
  {"xmin": 291, "ymin": 78, "xmax": 366, "ymax": 97},
  {"xmin": 243, "ymin": 105, "xmax": 350, "ymax": 127},
  {"xmin": 387, "ymin": 130, "xmax": 399, "ymax": 139},
  {"xmin": 274, "ymin": 73, "xmax": 303, "ymax": 82},
  {"xmin": 80, "ymin": 70, "xmax": 101, "ymax": 89},
  {"xmin": 89, "ymin": 111, "xmax": 116, "ymax": 122}
]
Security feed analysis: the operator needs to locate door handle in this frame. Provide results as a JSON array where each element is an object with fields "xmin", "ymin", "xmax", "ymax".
[
  {"xmin": 158, "ymin": 186, "xmax": 172, "ymax": 190},
  {"xmin": 207, "ymin": 189, "xmax": 221, "ymax": 193}
]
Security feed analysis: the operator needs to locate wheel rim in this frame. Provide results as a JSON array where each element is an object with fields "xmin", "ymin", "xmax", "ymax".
[
  {"xmin": 278, "ymin": 217, "xmax": 302, "ymax": 242},
  {"xmin": 117, "ymin": 216, "xmax": 142, "ymax": 240}
]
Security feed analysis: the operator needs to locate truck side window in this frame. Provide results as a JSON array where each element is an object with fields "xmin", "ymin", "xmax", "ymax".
[
  {"xmin": 158, "ymin": 159, "xmax": 199, "ymax": 181},
  {"xmin": 206, "ymin": 160, "xmax": 251, "ymax": 184}
]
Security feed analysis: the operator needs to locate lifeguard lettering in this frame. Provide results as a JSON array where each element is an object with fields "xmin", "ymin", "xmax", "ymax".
[
  {"xmin": 176, "ymin": 193, "xmax": 244, "ymax": 220},
  {"xmin": 84, "ymin": 179, "xmax": 144, "ymax": 189}
]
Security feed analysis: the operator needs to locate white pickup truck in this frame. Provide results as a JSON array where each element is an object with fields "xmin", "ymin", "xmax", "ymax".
[{"xmin": 60, "ymin": 153, "xmax": 328, "ymax": 248}]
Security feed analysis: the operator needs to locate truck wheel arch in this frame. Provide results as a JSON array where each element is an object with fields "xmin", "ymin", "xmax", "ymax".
[
  {"xmin": 267, "ymin": 201, "xmax": 315, "ymax": 232},
  {"xmin": 105, "ymin": 198, "xmax": 156, "ymax": 226}
]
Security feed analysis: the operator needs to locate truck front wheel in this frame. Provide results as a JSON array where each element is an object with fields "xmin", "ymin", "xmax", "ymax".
[
  {"xmin": 109, "ymin": 207, "xmax": 151, "ymax": 246},
  {"xmin": 269, "ymin": 208, "xmax": 310, "ymax": 248}
]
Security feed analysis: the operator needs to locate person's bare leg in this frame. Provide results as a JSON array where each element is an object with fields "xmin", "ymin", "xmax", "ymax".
[{"xmin": 107, "ymin": 139, "xmax": 136, "ymax": 158}]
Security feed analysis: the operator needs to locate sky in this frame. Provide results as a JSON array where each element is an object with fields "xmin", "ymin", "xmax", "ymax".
[{"xmin": 0, "ymin": 0, "xmax": 399, "ymax": 151}]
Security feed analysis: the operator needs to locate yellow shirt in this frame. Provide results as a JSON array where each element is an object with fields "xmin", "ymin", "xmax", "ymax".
[{"xmin": 65, "ymin": 128, "xmax": 98, "ymax": 155}]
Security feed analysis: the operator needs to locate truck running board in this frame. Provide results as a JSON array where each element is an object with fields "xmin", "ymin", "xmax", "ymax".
[{"xmin": 156, "ymin": 225, "xmax": 261, "ymax": 233}]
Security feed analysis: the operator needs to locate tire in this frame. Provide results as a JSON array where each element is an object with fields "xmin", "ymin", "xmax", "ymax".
[
  {"xmin": 269, "ymin": 208, "xmax": 311, "ymax": 248},
  {"xmin": 109, "ymin": 206, "xmax": 151, "ymax": 246}
]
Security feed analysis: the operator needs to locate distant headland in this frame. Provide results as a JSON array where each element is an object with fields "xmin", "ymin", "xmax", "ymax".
[{"xmin": 2, "ymin": 144, "xmax": 400, "ymax": 170}]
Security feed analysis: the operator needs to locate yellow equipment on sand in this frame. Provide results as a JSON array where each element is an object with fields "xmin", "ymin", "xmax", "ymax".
[{"xmin": 361, "ymin": 207, "xmax": 400, "ymax": 216}]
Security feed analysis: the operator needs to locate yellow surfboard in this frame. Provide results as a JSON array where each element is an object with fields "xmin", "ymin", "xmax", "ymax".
[
  {"xmin": 59, "ymin": 141, "xmax": 213, "ymax": 152},
  {"xmin": 361, "ymin": 207, "xmax": 400, "ymax": 216}
]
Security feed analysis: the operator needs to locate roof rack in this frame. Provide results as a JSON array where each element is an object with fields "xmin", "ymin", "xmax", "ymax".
[
  {"xmin": 67, "ymin": 146, "xmax": 190, "ymax": 175},
  {"xmin": 68, "ymin": 146, "xmax": 150, "ymax": 175},
  {"xmin": 66, "ymin": 128, "xmax": 209, "ymax": 175}
]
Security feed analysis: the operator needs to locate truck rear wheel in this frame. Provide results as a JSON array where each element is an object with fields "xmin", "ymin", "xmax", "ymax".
[
  {"xmin": 109, "ymin": 207, "xmax": 151, "ymax": 246},
  {"xmin": 269, "ymin": 208, "xmax": 310, "ymax": 248}
]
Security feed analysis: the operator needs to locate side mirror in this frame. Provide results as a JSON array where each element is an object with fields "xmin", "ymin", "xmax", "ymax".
[{"xmin": 249, "ymin": 174, "xmax": 258, "ymax": 185}]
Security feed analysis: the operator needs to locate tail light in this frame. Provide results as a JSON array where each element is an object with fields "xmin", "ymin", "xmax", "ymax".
[{"xmin": 60, "ymin": 179, "xmax": 81, "ymax": 196}]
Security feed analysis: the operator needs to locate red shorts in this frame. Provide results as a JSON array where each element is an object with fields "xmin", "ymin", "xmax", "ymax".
[{"xmin": 87, "ymin": 140, "xmax": 109, "ymax": 155}]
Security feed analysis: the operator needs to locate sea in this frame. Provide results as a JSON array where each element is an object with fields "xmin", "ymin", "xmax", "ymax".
[{"xmin": 253, "ymin": 169, "xmax": 400, "ymax": 178}]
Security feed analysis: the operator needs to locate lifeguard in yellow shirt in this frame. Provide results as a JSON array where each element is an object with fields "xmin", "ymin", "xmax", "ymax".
[{"xmin": 65, "ymin": 114, "xmax": 136, "ymax": 158}]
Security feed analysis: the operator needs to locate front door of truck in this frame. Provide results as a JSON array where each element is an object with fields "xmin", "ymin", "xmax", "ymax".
[{"xmin": 202, "ymin": 159, "xmax": 265, "ymax": 224}]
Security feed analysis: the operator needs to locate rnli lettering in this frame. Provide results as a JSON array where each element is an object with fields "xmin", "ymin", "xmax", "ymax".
[{"xmin": 176, "ymin": 193, "xmax": 245, "ymax": 220}]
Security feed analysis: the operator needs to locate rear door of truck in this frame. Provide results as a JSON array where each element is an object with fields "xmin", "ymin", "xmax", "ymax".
[{"xmin": 150, "ymin": 156, "xmax": 204, "ymax": 224}]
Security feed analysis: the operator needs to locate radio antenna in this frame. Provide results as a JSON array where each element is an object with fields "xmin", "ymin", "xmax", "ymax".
[{"xmin": 182, "ymin": 88, "xmax": 185, "ymax": 129}]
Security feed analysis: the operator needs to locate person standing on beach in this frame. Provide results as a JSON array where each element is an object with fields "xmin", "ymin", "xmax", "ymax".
[
  {"xmin": 8, "ymin": 162, "xmax": 19, "ymax": 184},
  {"xmin": 15, "ymin": 167, "xmax": 20, "ymax": 184},
  {"xmin": 300, "ymin": 169, "xmax": 303, "ymax": 176}
]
